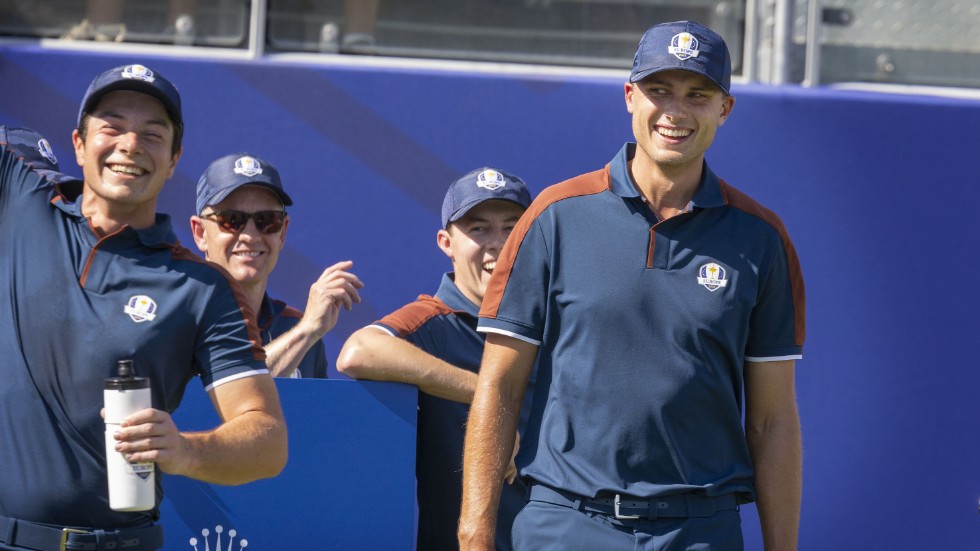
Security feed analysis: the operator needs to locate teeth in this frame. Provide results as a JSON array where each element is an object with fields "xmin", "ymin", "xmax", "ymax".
[
  {"xmin": 657, "ymin": 127, "xmax": 692, "ymax": 138},
  {"xmin": 108, "ymin": 164, "xmax": 145, "ymax": 176},
  {"xmin": 234, "ymin": 251, "xmax": 260, "ymax": 258},
  {"xmin": 483, "ymin": 261, "xmax": 496, "ymax": 272}
]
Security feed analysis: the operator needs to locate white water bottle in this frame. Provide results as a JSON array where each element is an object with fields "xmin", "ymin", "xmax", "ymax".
[{"xmin": 104, "ymin": 359, "xmax": 155, "ymax": 511}]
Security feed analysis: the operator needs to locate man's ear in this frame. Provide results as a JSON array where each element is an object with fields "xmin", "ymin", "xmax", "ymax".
[
  {"xmin": 189, "ymin": 216, "xmax": 209, "ymax": 257},
  {"xmin": 436, "ymin": 227, "xmax": 453, "ymax": 260}
]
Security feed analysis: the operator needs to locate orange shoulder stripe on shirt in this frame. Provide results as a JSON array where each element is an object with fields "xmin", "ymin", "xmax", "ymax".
[
  {"xmin": 719, "ymin": 180, "xmax": 807, "ymax": 346},
  {"xmin": 380, "ymin": 295, "xmax": 458, "ymax": 337},
  {"xmin": 481, "ymin": 167, "xmax": 611, "ymax": 319},
  {"xmin": 171, "ymin": 243, "xmax": 267, "ymax": 361}
]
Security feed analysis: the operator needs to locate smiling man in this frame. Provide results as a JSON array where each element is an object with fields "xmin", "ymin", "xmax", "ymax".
[
  {"xmin": 459, "ymin": 21, "xmax": 807, "ymax": 551},
  {"xmin": 0, "ymin": 65, "xmax": 287, "ymax": 551},
  {"xmin": 337, "ymin": 167, "xmax": 533, "ymax": 551},
  {"xmin": 191, "ymin": 153, "xmax": 363, "ymax": 378}
]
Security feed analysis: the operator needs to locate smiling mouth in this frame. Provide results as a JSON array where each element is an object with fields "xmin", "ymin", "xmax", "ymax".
[
  {"xmin": 657, "ymin": 127, "xmax": 693, "ymax": 139},
  {"xmin": 233, "ymin": 251, "xmax": 262, "ymax": 259},
  {"xmin": 483, "ymin": 261, "xmax": 496, "ymax": 273},
  {"xmin": 108, "ymin": 164, "xmax": 147, "ymax": 176}
]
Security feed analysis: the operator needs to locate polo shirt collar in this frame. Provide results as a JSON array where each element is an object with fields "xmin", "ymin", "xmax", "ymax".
[
  {"xmin": 435, "ymin": 272, "xmax": 479, "ymax": 318},
  {"xmin": 54, "ymin": 193, "xmax": 179, "ymax": 248},
  {"xmin": 608, "ymin": 143, "xmax": 727, "ymax": 209}
]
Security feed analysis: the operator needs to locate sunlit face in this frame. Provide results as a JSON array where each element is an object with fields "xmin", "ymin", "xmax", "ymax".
[
  {"xmin": 72, "ymin": 90, "xmax": 180, "ymax": 221},
  {"xmin": 191, "ymin": 185, "xmax": 289, "ymax": 293},
  {"xmin": 437, "ymin": 200, "xmax": 525, "ymax": 307},
  {"xmin": 625, "ymin": 69, "xmax": 734, "ymax": 173}
]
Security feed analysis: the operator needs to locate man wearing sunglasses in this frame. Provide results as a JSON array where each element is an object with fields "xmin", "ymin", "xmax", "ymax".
[
  {"xmin": 337, "ymin": 167, "xmax": 533, "ymax": 551},
  {"xmin": 192, "ymin": 152, "xmax": 363, "ymax": 379},
  {"xmin": 0, "ymin": 65, "xmax": 286, "ymax": 551}
]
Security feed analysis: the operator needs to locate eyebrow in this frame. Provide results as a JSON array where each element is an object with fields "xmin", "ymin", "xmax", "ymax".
[{"xmin": 97, "ymin": 109, "xmax": 173, "ymax": 130}]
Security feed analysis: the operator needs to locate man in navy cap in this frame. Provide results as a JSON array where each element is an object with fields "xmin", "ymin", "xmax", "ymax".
[
  {"xmin": 191, "ymin": 152, "xmax": 363, "ymax": 378},
  {"xmin": 338, "ymin": 167, "xmax": 533, "ymax": 551},
  {"xmin": 0, "ymin": 64, "xmax": 287, "ymax": 551},
  {"xmin": 460, "ymin": 21, "xmax": 805, "ymax": 550}
]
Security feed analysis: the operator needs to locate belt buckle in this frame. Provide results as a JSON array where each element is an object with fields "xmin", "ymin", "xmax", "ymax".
[
  {"xmin": 613, "ymin": 494, "xmax": 642, "ymax": 520},
  {"xmin": 60, "ymin": 528, "xmax": 90, "ymax": 551}
]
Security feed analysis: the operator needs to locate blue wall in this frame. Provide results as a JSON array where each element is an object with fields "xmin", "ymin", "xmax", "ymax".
[{"xmin": 2, "ymin": 44, "xmax": 978, "ymax": 549}]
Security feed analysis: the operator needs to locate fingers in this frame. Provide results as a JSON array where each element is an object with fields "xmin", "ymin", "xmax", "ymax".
[{"xmin": 113, "ymin": 408, "xmax": 179, "ymax": 462}]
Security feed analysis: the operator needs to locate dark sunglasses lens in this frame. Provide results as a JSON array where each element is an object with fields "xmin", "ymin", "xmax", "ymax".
[
  {"xmin": 253, "ymin": 211, "xmax": 285, "ymax": 234},
  {"xmin": 217, "ymin": 211, "xmax": 249, "ymax": 232}
]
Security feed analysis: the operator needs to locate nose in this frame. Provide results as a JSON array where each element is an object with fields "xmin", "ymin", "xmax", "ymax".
[
  {"xmin": 487, "ymin": 227, "xmax": 508, "ymax": 251},
  {"xmin": 117, "ymin": 131, "xmax": 142, "ymax": 154}
]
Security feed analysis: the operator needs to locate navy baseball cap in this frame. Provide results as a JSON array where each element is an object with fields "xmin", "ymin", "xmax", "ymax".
[
  {"xmin": 78, "ymin": 64, "xmax": 183, "ymax": 129},
  {"xmin": 630, "ymin": 20, "xmax": 732, "ymax": 95},
  {"xmin": 0, "ymin": 125, "xmax": 81, "ymax": 186},
  {"xmin": 441, "ymin": 167, "xmax": 532, "ymax": 228},
  {"xmin": 196, "ymin": 153, "xmax": 293, "ymax": 214}
]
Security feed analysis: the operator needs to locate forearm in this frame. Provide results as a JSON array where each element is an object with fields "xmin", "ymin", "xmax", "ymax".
[
  {"xmin": 338, "ymin": 327, "xmax": 478, "ymax": 403},
  {"xmin": 459, "ymin": 334, "xmax": 536, "ymax": 549},
  {"xmin": 263, "ymin": 321, "xmax": 322, "ymax": 377},
  {"xmin": 747, "ymin": 409, "xmax": 802, "ymax": 550},
  {"xmin": 177, "ymin": 408, "xmax": 287, "ymax": 485}
]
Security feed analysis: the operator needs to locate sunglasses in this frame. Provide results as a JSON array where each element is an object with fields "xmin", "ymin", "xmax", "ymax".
[{"xmin": 202, "ymin": 210, "xmax": 287, "ymax": 234}]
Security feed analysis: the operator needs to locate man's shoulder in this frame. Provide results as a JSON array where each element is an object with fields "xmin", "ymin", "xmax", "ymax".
[
  {"xmin": 378, "ymin": 295, "xmax": 462, "ymax": 337},
  {"xmin": 718, "ymin": 179, "xmax": 793, "ymax": 238}
]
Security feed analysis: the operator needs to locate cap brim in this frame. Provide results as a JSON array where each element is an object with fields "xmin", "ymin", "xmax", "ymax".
[
  {"xmin": 630, "ymin": 66, "xmax": 729, "ymax": 94},
  {"xmin": 81, "ymin": 81, "xmax": 182, "ymax": 128},
  {"xmin": 201, "ymin": 182, "xmax": 293, "ymax": 214},
  {"xmin": 445, "ymin": 196, "xmax": 529, "ymax": 227}
]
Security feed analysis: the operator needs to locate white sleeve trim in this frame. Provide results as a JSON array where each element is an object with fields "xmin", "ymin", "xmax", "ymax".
[
  {"xmin": 365, "ymin": 324, "xmax": 398, "ymax": 338},
  {"xmin": 477, "ymin": 326, "xmax": 541, "ymax": 346},
  {"xmin": 744, "ymin": 354, "xmax": 802, "ymax": 363},
  {"xmin": 205, "ymin": 368, "xmax": 269, "ymax": 392}
]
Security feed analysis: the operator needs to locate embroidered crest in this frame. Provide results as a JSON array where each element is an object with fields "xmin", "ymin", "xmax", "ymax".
[
  {"xmin": 120, "ymin": 64, "xmax": 156, "ymax": 83},
  {"xmin": 668, "ymin": 32, "xmax": 701, "ymax": 61},
  {"xmin": 124, "ymin": 295, "xmax": 158, "ymax": 322},
  {"xmin": 233, "ymin": 156, "xmax": 263, "ymax": 178},
  {"xmin": 696, "ymin": 262, "xmax": 728, "ymax": 292},
  {"xmin": 476, "ymin": 169, "xmax": 505, "ymax": 191},
  {"xmin": 37, "ymin": 139, "xmax": 58, "ymax": 165}
]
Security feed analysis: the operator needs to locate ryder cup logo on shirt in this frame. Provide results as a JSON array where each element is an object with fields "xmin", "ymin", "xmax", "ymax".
[
  {"xmin": 668, "ymin": 32, "xmax": 701, "ymax": 61},
  {"xmin": 120, "ymin": 64, "xmax": 156, "ymax": 83},
  {"xmin": 476, "ymin": 169, "xmax": 505, "ymax": 191},
  {"xmin": 696, "ymin": 262, "xmax": 728, "ymax": 292},
  {"xmin": 124, "ymin": 295, "xmax": 158, "ymax": 322},
  {"xmin": 37, "ymin": 139, "xmax": 57, "ymax": 165},
  {"xmin": 233, "ymin": 156, "xmax": 263, "ymax": 178}
]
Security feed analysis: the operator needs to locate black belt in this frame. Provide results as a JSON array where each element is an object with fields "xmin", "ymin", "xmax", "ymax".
[
  {"xmin": 528, "ymin": 483, "xmax": 739, "ymax": 521},
  {"xmin": 0, "ymin": 515, "xmax": 162, "ymax": 551}
]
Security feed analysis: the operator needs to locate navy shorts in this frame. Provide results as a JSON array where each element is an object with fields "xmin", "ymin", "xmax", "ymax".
[{"xmin": 511, "ymin": 499, "xmax": 744, "ymax": 551}]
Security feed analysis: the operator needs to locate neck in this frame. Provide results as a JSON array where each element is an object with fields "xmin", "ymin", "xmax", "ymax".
[
  {"xmin": 628, "ymin": 154, "xmax": 703, "ymax": 220},
  {"xmin": 81, "ymin": 194, "xmax": 157, "ymax": 235},
  {"xmin": 240, "ymin": 281, "xmax": 267, "ymax": 318}
]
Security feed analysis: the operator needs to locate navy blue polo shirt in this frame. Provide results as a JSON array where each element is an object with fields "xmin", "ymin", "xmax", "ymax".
[
  {"xmin": 372, "ymin": 273, "xmax": 529, "ymax": 551},
  {"xmin": 0, "ymin": 147, "xmax": 268, "ymax": 528},
  {"xmin": 259, "ymin": 294, "xmax": 327, "ymax": 378},
  {"xmin": 479, "ymin": 143, "xmax": 805, "ymax": 501}
]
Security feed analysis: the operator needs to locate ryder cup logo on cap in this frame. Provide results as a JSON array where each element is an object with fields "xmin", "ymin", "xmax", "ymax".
[
  {"xmin": 78, "ymin": 64, "xmax": 183, "ymax": 128},
  {"xmin": 442, "ymin": 167, "xmax": 532, "ymax": 228},
  {"xmin": 196, "ymin": 152, "xmax": 293, "ymax": 214},
  {"xmin": 120, "ymin": 64, "xmax": 156, "ymax": 83},
  {"xmin": 630, "ymin": 20, "xmax": 732, "ymax": 95},
  {"xmin": 476, "ymin": 169, "xmax": 506, "ymax": 191},
  {"xmin": 234, "ymin": 156, "xmax": 264, "ymax": 178},
  {"xmin": 668, "ymin": 32, "xmax": 700, "ymax": 60}
]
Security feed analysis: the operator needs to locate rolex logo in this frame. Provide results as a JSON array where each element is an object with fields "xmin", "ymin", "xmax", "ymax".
[{"xmin": 189, "ymin": 525, "xmax": 248, "ymax": 550}]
